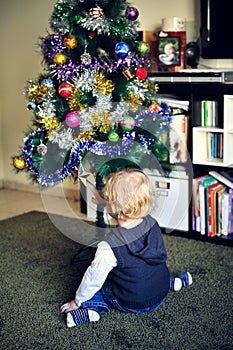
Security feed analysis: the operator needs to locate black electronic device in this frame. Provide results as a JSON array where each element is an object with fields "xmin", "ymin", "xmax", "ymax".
[
  {"xmin": 200, "ymin": 0, "xmax": 233, "ymax": 59},
  {"xmin": 185, "ymin": 41, "xmax": 200, "ymax": 68}
]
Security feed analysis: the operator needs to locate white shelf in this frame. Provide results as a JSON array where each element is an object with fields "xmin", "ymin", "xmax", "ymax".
[{"xmin": 193, "ymin": 95, "xmax": 233, "ymax": 167}]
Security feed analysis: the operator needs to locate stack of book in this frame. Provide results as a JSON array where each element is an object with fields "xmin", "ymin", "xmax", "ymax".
[
  {"xmin": 201, "ymin": 100, "xmax": 218, "ymax": 127},
  {"xmin": 192, "ymin": 171, "xmax": 233, "ymax": 237},
  {"xmin": 206, "ymin": 132, "xmax": 223, "ymax": 159}
]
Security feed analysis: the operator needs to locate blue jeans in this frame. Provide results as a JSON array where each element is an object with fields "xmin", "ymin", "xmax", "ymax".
[{"xmin": 81, "ymin": 280, "xmax": 166, "ymax": 315}]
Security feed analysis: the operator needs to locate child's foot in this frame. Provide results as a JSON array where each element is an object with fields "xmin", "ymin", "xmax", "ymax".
[
  {"xmin": 170, "ymin": 272, "xmax": 193, "ymax": 292},
  {"xmin": 170, "ymin": 277, "xmax": 182, "ymax": 291},
  {"xmin": 66, "ymin": 308, "xmax": 100, "ymax": 328},
  {"xmin": 178, "ymin": 271, "xmax": 193, "ymax": 288}
]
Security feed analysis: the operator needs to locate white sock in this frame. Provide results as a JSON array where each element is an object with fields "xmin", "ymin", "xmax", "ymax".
[
  {"xmin": 66, "ymin": 312, "xmax": 76, "ymax": 328},
  {"xmin": 173, "ymin": 277, "xmax": 182, "ymax": 291},
  {"xmin": 88, "ymin": 310, "xmax": 100, "ymax": 322}
]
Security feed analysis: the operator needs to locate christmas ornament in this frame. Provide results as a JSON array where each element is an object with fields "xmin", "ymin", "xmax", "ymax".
[
  {"xmin": 122, "ymin": 68, "xmax": 134, "ymax": 80},
  {"xmin": 27, "ymin": 101, "xmax": 37, "ymax": 111},
  {"xmin": 149, "ymin": 101, "xmax": 160, "ymax": 112},
  {"xmin": 126, "ymin": 7, "xmax": 139, "ymax": 21},
  {"xmin": 37, "ymin": 142, "xmax": 48, "ymax": 156},
  {"xmin": 63, "ymin": 34, "xmax": 77, "ymax": 50},
  {"xmin": 108, "ymin": 131, "xmax": 119, "ymax": 142},
  {"xmin": 137, "ymin": 41, "xmax": 150, "ymax": 54},
  {"xmin": 88, "ymin": 31, "xmax": 96, "ymax": 39},
  {"xmin": 41, "ymin": 78, "xmax": 54, "ymax": 88},
  {"xmin": 82, "ymin": 3, "xmax": 109, "ymax": 35},
  {"xmin": 58, "ymin": 82, "xmax": 75, "ymax": 98},
  {"xmin": 53, "ymin": 52, "xmax": 67, "ymax": 65},
  {"xmin": 80, "ymin": 48, "xmax": 92, "ymax": 65},
  {"xmin": 119, "ymin": 117, "xmax": 135, "ymax": 131},
  {"xmin": 89, "ymin": 4, "xmax": 103, "ymax": 19},
  {"xmin": 115, "ymin": 42, "xmax": 130, "ymax": 58},
  {"xmin": 135, "ymin": 67, "xmax": 148, "ymax": 80},
  {"xmin": 13, "ymin": 156, "xmax": 26, "ymax": 170},
  {"xmin": 65, "ymin": 111, "xmax": 81, "ymax": 128}
]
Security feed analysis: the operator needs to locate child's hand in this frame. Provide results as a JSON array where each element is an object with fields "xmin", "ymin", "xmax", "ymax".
[
  {"xmin": 87, "ymin": 181, "xmax": 106, "ymax": 205},
  {"xmin": 60, "ymin": 300, "xmax": 79, "ymax": 313}
]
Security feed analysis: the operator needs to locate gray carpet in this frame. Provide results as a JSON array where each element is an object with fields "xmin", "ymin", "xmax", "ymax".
[{"xmin": 0, "ymin": 211, "xmax": 232, "ymax": 350}]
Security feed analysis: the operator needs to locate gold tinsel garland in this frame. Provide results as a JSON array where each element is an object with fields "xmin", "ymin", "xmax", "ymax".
[
  {"xmin": 94, "ymin": 71, "xmax": 114, "ymax": 95},
  {"xmin": 91, "ymin": 111, "xmax": 114, "ymax": 133}
]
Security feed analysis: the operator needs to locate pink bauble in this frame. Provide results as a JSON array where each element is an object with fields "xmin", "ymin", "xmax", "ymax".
[
  {"xmin": 58, "ymin": 82, "xmax": 75, "ymax": 98},
  {"xmin": 65, "ymin": 112, "xmax": 80, "ymax": 128},
  {"xmin": 119, "ymin": 117, "xmax": 135, "ymax": 131}
]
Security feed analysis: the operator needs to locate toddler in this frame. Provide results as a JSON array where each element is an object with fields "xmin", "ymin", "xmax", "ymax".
[{"xmin": 60, "ymin": 169, "xmax": 192, "ymax": 327}]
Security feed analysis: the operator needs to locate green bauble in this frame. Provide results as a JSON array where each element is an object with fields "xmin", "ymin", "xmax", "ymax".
[
  {"xmin": 137, "ymin": 41, "xmax": 150, "ymax": 54},
  {"xmin": 108, "ymin": 131, "xmax": 119, "ymax": 142}
]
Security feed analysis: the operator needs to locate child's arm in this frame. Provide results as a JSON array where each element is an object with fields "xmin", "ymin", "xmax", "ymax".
[
  {"xmin": 86, "ymin": 180, "xmax": 106, "ymax": 205},
  {"xmin": 60, "ymin": 241, "xmax": 116, "ymax": 313}
]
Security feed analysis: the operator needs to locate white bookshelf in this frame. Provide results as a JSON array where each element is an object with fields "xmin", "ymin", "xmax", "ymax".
[{"xmin": 193, "ymin": 95, "xmax": 233, "ymax": 167}]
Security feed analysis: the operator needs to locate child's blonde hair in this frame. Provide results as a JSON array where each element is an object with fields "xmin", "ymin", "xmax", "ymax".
[{"xmin": 102, "ymin": 168, "xmax": 154, "ymax": 220}]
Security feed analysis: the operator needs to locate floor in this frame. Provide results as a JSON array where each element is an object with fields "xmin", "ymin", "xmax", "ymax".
[{"xmin": 0, "ymin": 188, "xmax": 88, "ymax": 221}]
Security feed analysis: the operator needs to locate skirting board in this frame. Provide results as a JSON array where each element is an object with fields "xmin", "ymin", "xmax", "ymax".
[{"xmin": 1, "ymin": 179, "xmax": 80, "ymax": 202}]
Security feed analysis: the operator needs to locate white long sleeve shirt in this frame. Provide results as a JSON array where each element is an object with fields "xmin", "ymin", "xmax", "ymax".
[
  {"xmin": 75, "ymin": 241, "xmax": 117, "ymax": 306},
  {"xmin": 74, "ymin": 218, "xmax": 143, "ymax": 306}
]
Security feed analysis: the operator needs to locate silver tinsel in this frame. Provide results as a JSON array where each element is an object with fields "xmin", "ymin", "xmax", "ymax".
[
  {"xmin": 73, "ymin": 69, "xmax": 95, "ymax": 92},
  {"xmin": 109, "ymin": 102, "xmax": 131, "ymax": 124},
  {"xmin": 49, "ymin": 128, "xmax": 74, "ymax": 150},
  {"xmin": 128, "ymin": 81, "xmax": 148, "ymax": 101},
  {"xmin": 91, "ymin": 92, "xmax": 112, "ymax": 112},
  {"xmin": 82, "ymin": 17, "xmax": 110, "ymax": 35},
  {"xmin": 37, "ymin": 92, "xmax": 57, "ymax": 119},
  {"xmin": 57, "ymin": 0, "xmax": 84, "ymax": 3},
  {"xmin": 79, "ymin": 109, "xmax": 93, "ymax": 132}
]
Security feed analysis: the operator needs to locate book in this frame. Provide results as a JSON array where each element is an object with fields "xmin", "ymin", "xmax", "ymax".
[
  {"xmin": 217, "ymin": 186, "xmax": 227, "ymax": 236},
  {"xmin": 209, "ymin": 170, "xmax": 233, "ymax": 189},
  {"xmin": 198, "ymin": 176, "xmax": 218, "ymax": 235},
  {"xmin": 207, "ymin": 183, "xmax": 225, "ymax": 237},
  {"xmin": 192, "ymin": 175, "xmax": 209, "ymax": 231},
  {"xmin": 201, "ymin": 100, "xmax": 218, "ymax": 127}
]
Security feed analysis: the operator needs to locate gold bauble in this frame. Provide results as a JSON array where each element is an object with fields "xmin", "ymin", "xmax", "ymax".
[
  {"xmin": 13, "ymin": 157, "xmax": 26, "ymax": 170},
  {"xmin": 63, "ymin": 34, "xmax": 77, "ymax": 50},
  {"xmin": 53, "ymin": 53, "xmax": 67, "ymax": 65}
]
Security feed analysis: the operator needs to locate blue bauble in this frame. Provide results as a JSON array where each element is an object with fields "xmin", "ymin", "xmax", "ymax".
[
  {"xmin": 115, "ymin": 42, "xmax": 130, "ymax": 58},
  {"xmin": 41, "ymin": 78, "xmax": 54, "ymax": 88}
]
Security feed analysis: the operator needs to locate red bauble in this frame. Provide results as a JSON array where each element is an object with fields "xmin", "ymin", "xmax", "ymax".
[
  {"xmin": 135, "ymin": 67, "xmax": 148, "ymax": 80},
  {"xmin": 58, "ymin": 82, "xmax": 75, "ymax": 98},
  {"xmin": 89, "ymin": 5, "xmax": 103, "ymax": 19},
  {"xmin": 89, "ymin": 31, "xmax": 96, "ymax": 39}
]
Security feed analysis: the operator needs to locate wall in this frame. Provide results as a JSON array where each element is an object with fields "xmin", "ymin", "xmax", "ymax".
[{"xmin": 0, "ymin": 0, "xmax": 233, "ymax": 189}]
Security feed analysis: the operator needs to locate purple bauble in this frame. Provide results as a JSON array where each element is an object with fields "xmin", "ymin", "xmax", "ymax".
[{"xmin": 126, "ymin": 7, "xmax": 139, "ymax": 21}]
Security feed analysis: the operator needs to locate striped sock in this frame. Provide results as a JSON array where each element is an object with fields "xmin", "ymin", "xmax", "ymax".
[{"xmin": 66, "ymin": 309, "xmax": 100, "ymax": 328}]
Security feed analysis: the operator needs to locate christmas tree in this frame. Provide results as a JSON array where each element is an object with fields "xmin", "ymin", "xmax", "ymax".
[{"xmin": 13, "ymin": 0, "xmax": 172, "ymax": 192}]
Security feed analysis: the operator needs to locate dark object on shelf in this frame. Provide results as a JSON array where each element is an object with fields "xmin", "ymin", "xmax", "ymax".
[
  {"xmin": 185, "ymin": 41, "xmax": 200, "ymax": 68},
  {"xmin": 200, "ymin": 0, "xmax": 233, "ymax": 59}
]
